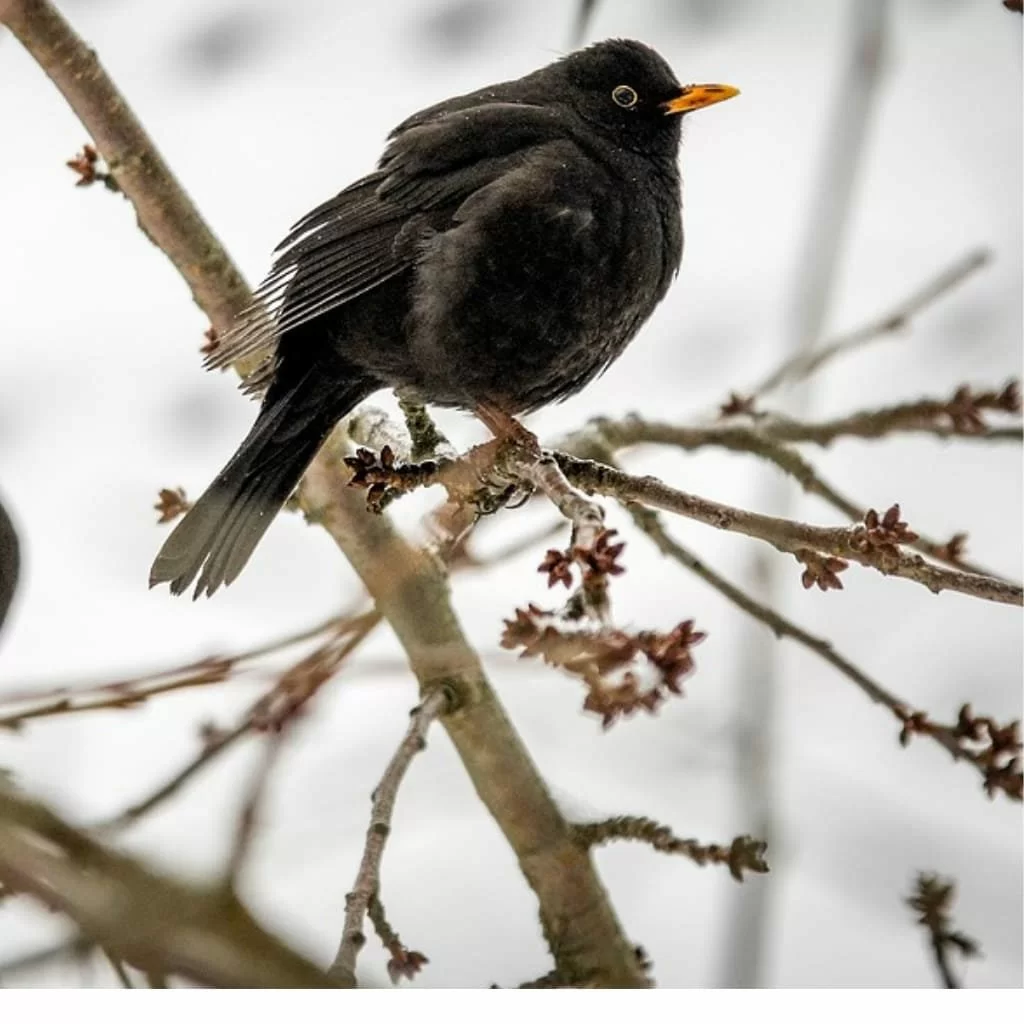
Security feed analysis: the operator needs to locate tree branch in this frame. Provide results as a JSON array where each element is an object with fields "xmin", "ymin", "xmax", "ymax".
[
  {"xmin": 573, "ymin": 817, "xmax": 768, "ymax": 882},
  {"xmin": 582, "ymin": 416, "xmax": 1012, "ymax": 577},
  {"xmin": 328, "ymin": 688, "xmax": 448, "ymax": 986},
  {"xmin": 553, "ymin": 454, "xmax": 1022, "ymax": 606},
  {"xmin": 0, "ymin": 0, "xmax": 250, "ymax": 342},
  {"xmin": 0, "ymin": 789, "xmax": 335, "ymax": 988},
  {"xmin": 752, "ymin": 248, "xmax": 992, "ymax": 397},
  {"xmin": 625, "ymin": 504, "xmax": 1022, "ymax": 800}
]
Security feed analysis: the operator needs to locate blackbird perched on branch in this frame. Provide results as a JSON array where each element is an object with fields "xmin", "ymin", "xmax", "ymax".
[{"xmin": 150, "ymin": 39, "xmax": 738, "ymax": 598}]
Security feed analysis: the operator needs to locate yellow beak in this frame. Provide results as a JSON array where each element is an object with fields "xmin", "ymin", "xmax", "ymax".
[{"xmin": 661, "ymin": 84, "xmax": 740, "ymax": 115}]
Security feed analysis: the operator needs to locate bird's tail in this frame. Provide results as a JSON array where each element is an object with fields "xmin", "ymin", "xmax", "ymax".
[{"xmin": 150, "ymin": 369, "xmax": 371, "ymax": 599}]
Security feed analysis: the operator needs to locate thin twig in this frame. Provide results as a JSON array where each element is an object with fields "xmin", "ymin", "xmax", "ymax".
[
  {"xmin": 222, "ymin": 730, "xmax": 288, "ymax": 890},
  {"xmin": 0, "ymin": 611, "xmax": 347, "ymax": 726},
  {"xmin": 626, "ymin": 504, "xmax": 1021, "ymax": 798},
  {"xmin": 762, "ymin": 386, "xmax": 1020, "ymax": 446},
  {"xmin": 753, "ymin": 249, "xmax": 992, "ymax": 397},
  {"xmin": 555, "ymin": 454, "xmax": 1022, "ymax": 606},
  {"xmin": 100, "ymin": 613, "xmax": 381, "ymax": 832},
  {"xmin": 0, "ymin": 0, "xmax": 250, "ymax": 339},
  {"xmin": 98, "ymin": 721, "xmax": 252, "ymax": 833},
  {"xmin": 397, "ymin": 391, "xmax": 454, "ymax": 462},
  {"xmin": 906, "ymin": 873, "xmax": 981, "ymax": 988},
  {"xmin": 587, "ymin": 417, "xmax": 1008, "ymax": 577},
  {"xmin": 515, "ymin": 453, "xmax": 606, "ymax": 551},
  {"xmin": 573, "ymin": 816, "xmax": 768, "ymax": 881},
  {"xmin": 367, "ymin": 894, "xmax": 429, "ymax": 985},
  {"xmin": 328, "ymin": 688, "xmax": 449, "ymax": 986}
]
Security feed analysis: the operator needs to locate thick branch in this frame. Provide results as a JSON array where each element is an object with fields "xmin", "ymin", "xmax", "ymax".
[
  {"xmin": 0, "ymin": 789, "xmax": 334, "ymax": 988},
  {"xmin": 301, "ymin": 440, "xmax": 648, "ymax": 986}
]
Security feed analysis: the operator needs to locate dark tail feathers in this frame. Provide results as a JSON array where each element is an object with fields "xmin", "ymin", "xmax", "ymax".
[{"xmin": 150, "ymin": 371, "xmax": 370, "ymax": 599}]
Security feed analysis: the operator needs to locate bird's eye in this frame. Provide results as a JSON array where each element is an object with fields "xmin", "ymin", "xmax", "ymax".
[{"xmin": 611, "ymin": 85, "xmax": 639, "ymax": 108}]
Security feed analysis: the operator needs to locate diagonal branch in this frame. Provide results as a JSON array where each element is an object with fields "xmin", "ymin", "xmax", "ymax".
[
  {"xmin": 625, "ymin": 504, "xmax": 1021, "ymax": 799},
  {"xmin": 752, "ymin": 248, "xmax": 992, "ymax": 397},
  {"xmin": 583, "ymin": 417, "xmax": 1011, "ymax": 577},
  {"xmin": 0, "ymin": 0, "xmax": 250, "ymax": 342},
  {"xmin": 328, "ymin": 688, "xmax": 449, "ymax": 986},
  {"xmin": 0, "ymin": 789, "xmax": 335, "ymax": 987},
  {"xmin": 554, "ymin": 454, "xmax": 1022, "ymax": 606}
]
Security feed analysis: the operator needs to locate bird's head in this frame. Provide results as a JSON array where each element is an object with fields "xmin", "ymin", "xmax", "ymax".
[{"xmin": 547, "ymin": 39, "xmax": 738, "ymax": 157}]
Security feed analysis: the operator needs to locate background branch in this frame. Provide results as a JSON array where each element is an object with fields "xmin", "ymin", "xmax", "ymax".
[
  {"xmin": 0, "ymin": 788, "xmax": 335, "ymax": 988},
  {"xmin": 752, "ymin": 248, "xmax": 991, "ymax": 397}
]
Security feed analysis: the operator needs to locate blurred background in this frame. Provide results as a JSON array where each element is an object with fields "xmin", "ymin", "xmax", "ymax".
[{"xmin": 0, "ymin": 0, "xmax": 1020, "ymax": 988}]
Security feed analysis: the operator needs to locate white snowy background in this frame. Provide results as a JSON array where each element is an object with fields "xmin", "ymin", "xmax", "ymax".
[{"xmin": 0, "ymin": 0, "xmax": 1020, "ymax": 989}]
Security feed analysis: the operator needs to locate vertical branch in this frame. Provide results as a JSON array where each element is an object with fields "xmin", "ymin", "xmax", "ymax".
[
  {"xmin": 328, "ymin": 689, "xmax": 448, "ymax": 986},
  {"xmin": 719, "ymin": 0, "xmax": 890, "ymax": 989}
]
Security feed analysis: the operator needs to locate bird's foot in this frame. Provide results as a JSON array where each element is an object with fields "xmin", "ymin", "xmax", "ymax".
[{"xmin": 473, "ymin": 402, "xmax": 541, "ymax": 455}]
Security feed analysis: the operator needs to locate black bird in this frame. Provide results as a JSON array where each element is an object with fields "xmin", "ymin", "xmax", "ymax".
[{"xmin": 151, "ymin": 39, "xmax": 738, "ymax": 598}]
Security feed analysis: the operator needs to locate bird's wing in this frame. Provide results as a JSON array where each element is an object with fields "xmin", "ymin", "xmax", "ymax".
[{"xmin": 205, "ymin": 103, "xmax": 569, "ymax": 384}]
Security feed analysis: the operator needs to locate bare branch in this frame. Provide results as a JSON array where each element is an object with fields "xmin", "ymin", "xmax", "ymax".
[
  {"xmin": 555, "ymin": 454, "xmax": 1022, "ymax": 606},
  {"xmin": 367, "ymin": 894, "xmax": 429, "ymax": 985},
  {"xmin": 100, "ymin": 612, "xmax": 381, "ymax": 832},
  {"xmin": 397, "ymin": 391, "xmax": 454, "ymax": 462},
  {"xmin": 0, "ymin": 0, "xmax": 250, "ymax": 341},
  {"xmin": 906, "ymin": 873, "xmax": 981, "ymax": 988},
  {"xmin": 585, "ymin": 416, "xmax": 1009, "ymax": 577},
  {"xmin": 762, "ymin": 382, "xmax": 1021, "ymax": 446},
  {"xmin": 328, "ymin": 688, "xmax": 449, "ymax": 986},
  {"xmin": 0, "ymin": 789, "xmax": 336, "ymax": 988},
  {"xmin": 514, "ymin": 453, "xmax": 606, "ymax": 552},
  {"xmin": 626, "ymin": 504, "xmax": 1022, "ymax": 800},
  {"xmin": 222, "ymin": 730, "xmax": 288, "ymax": 890},
  {"xmin": 573, "ymin": 816, "xmax": 768, "ymax": 882},
  {"xmin": 753, "ymin": 248, "xmax": 992, "ymax": 397}
]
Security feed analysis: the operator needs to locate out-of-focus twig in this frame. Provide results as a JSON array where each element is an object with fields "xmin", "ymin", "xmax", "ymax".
[
  {"xmin": 328, "ymin": 688, "xmax": 449, "ymax": 987},
  {"xmin": 906, "ymin": 873, "xmax": 981, "ymax": 988},
  {"xmin": 99, "ymin": 612, "xmax": 381, "ymax": 832},
  {"xmin": 0, "ymin": 610, "xmax": 349, "ymax": 728},
  {"xmin": 762, "ymin": 382, "xmax": 1021, "ymax": 446},
  {"xmin": 222, "ymin": 729, "xmax": 288, "ymax": 890},
  {"xmin": 752, "ymin": 249, "xmax": 992, "ymax": 397},
  {"xmin": 571, "ymin": 0, "xmax": 600, "ymax": 45}
]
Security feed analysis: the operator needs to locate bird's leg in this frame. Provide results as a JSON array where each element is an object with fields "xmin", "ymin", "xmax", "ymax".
[{"xmin": 474, "ymin": 401, "xmax": 541, "ymax": 453}]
